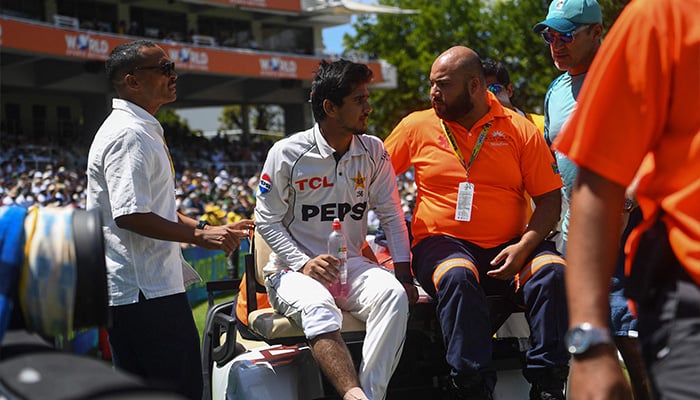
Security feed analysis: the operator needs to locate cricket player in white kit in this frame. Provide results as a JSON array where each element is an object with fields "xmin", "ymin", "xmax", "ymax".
[{"xmin": 255, "ymin": 59, "xmax": 418, "ymax": 400}]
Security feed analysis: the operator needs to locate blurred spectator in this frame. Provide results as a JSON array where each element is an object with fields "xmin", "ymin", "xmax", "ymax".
[
  {"xmin": 0, "ymin": 137, "xmax": 267, "ymax": 223},
  {"xmin": 128, "ymin": 21, "xmax": 141, "ymax": 36},
  {"xmin": 199, "ymin": 204, "xmax": 227, "ymax": 226},
  {"xmin": 117, "ymin": 20, "xmax": 127, "ymax": 35},
  {"xmin": 1, "ymin": 135, "xmax": 422, "ymax": 235}
]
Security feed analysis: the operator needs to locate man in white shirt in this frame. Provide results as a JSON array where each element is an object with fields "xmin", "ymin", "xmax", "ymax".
[{"xmin": 86, "ymin": 40, "xmax": 253, "ymax": 400}]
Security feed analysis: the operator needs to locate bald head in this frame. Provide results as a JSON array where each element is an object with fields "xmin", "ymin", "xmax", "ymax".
[
  {"xmin": 430, "ymin": 46, "xmax": 489, "ymax": 128},
  {"xmin": 433, "ymin": 46, "xmax": 485, "ymax": 81}
]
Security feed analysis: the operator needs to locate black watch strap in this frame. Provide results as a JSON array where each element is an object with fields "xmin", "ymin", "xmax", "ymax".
[{"xmin": 196, "ymin": 220, "xmax": 209, "ymax": 230}]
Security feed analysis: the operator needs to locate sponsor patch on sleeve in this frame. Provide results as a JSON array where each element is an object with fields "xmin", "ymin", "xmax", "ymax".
[{"xmin": 259, "ymin": 173, "xmax": 272, "ymax": 194}]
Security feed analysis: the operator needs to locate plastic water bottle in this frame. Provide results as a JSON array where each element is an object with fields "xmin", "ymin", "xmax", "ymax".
[{"xmin": 327, "ymin": 218, "xmax": 348, "ymax": 299}]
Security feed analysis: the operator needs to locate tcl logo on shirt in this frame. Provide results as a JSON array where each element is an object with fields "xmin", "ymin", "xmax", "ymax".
[
  {"xmin": 295, "ymin": 176, "xmax": 333, "ymax": 191},
  {"xmin": 302, "ymin": 202, "xmax": 367, "ymax": 221}
]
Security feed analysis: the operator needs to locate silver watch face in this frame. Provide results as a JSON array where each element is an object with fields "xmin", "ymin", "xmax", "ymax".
[
  {"xmin": 565, "ymin": 323, "xmax": 610, "ymax": 355},
  {"xmin": 565, "ymin": 326, "xmax": 592, "ymax": 354}
]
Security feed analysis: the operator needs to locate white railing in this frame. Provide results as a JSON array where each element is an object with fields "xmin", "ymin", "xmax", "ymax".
[
  {"xmin": 53, "ymin": 14, "xmax": 79, "ymax": 30},
  {"xmin": 192, "ymin": 34, "xmax": 217, "ymax": 47}
]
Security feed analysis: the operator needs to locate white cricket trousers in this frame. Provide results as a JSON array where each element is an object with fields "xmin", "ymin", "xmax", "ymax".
[{"xmin": 265, "ymin": 257, "xmax": 409, "ymax": 400}]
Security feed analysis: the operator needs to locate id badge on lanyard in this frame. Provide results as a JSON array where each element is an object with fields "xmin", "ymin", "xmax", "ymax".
[
  {"xmin": 441, "ymin": 120, "xmax": 491, "ymax": 223},
  {"xmin": 456, "ymin": 182, "xmax": 475, "ymax": 221}
]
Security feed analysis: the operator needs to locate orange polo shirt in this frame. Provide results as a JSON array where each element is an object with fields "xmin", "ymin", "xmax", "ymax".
[
  {"xmin": 385, "ymin": 93, "xmax": 562, "ymax": 248},
  {"xmin": 554, "ymin": 0, "xmax": 700, "ymax": 282}
]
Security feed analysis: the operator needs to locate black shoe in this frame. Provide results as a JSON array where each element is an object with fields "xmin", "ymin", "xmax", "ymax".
[
  {"xmin": 529, "ymin": 383, "xmax": 564, "ymax": 400},
  {"xmin": 527, "ymin": 366, "xmax": 568, "ymax": 400},
  {"xmin": 447, "ymin": 375, "xmax": 493, "ymax": 400}
]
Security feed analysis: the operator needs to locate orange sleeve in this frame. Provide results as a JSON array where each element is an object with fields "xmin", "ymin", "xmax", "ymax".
[{"xmin": 554, "ymin": 0, "xmax": 700, "ymax": 282}]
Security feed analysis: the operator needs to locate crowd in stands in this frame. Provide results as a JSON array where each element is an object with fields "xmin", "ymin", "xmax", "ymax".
[
  {"xmin": 1, "ymin": 144, "xmax": 87, "ymax": 209},
  {"xmin": 0, "ymin": 140, "xmax": 260, "ymax": 225},
  {"xmin": 0, "ymin": 139, "xmax": 419, "ymax": 229}
]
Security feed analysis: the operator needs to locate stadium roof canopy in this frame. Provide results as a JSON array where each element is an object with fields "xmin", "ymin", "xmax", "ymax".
[
  {"xmin": 304, "ymin": 0, "xmax": 418, "ymax": 15},
  {"xmin": 0, "ymin": 0, "xmax": 414, "ymax": 143}
]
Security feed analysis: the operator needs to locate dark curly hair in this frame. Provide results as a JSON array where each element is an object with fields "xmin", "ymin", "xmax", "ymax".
[
  {"xmin": 481, "ymin": 59, "xmax": 511, "ymax": 86},
  {"xmin": 310, "ymin": 59, "xmax": 373, "ymax": 123}
]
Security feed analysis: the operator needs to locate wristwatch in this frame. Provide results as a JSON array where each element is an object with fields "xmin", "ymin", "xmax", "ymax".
[
  {"xmin": 565, "ymin": 323, "xmax": 612, "ymax": 357},
  {"xmin": 623, "ymin": 198, "xmax": 635, "ymax": 213},
  {"xmin": 196, "ymin": 220, "xmax": 209, "ymax": 230}
]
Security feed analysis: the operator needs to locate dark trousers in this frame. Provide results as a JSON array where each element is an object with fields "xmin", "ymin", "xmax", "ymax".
[
  {"xmin": 412, "ymin": 235, "xmax": 569, "ymax": 391},
  {"xmin": 108, "ymin": 292, "xmax": 203, "ymax": 400},
  {"xmin": 637, "ymin": 261, "xmax": 700, "ymax": 400}
]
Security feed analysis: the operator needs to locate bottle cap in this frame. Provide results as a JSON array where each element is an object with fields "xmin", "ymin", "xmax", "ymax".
[{"xmin": 332, "ymin": 218, "xmax": 341, "ymax": 230}]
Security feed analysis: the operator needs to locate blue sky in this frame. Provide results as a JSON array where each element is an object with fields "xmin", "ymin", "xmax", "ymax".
[{"xmin": 322, "ymin": 23, "xmax": 354, "ymax": 55}]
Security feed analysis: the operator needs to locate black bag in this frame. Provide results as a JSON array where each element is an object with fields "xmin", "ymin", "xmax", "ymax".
[{"xmin": 624, "ymin": 214, "xmax": 677, "ymax": 306}]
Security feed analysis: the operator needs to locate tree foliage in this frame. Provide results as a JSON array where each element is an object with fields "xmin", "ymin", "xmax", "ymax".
[
  {"xmin": 156, "ymin": 108, "xmax": 196, "ymax": 144},
  {"xmin": 156, "ymin": 108, "xmax": 190, "ymax": 130},
  {"xmin": 218, "ymin": 104, "xmax": 285, "ymax": 145},
  {"xmin": 219, "ymin": 105, "xmax": 245, "ymax": 131},
  {"xmin": 344, "ymin": 0, "xmax": 631, "ymax": 138},
  {"xmin": 219, "ymin": 105, "xmax": 285, "ymax": 132}
]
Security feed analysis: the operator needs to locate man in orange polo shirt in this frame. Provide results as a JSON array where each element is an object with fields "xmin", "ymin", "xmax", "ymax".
[
  {"xmin": 385, "ymin": 46, "xmax": 569, "ymax": 400},
  {"xmin": 554, "ymin": 0, "xmax": 700, "ymax": 398}
]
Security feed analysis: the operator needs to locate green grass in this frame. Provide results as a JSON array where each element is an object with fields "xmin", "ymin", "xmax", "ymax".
[{"xmin": 192, "ymin": 292, "xmax": 237, "ymax": 344}]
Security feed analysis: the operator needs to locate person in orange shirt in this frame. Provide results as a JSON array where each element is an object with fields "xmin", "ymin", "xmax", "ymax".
[
  {"xmin": 385, "ymin": 46, "xmax": 569, "ymax": 400},
  {"xmin": 554, "ymin": 0, "xmax": 700, "ymax": 398}
]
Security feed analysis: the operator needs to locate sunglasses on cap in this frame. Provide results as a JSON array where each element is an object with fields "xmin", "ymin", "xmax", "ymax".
[
  {"xmin": 131, "ymin": 61, "xmax": 176, "ymax": 77},
  {"xmin": 540, "ymin": 24, "xmax": 592, "ymax": 44},
  {"xmin": 487, "ymin": 83, "xmax": 506, "ymax": 95}
]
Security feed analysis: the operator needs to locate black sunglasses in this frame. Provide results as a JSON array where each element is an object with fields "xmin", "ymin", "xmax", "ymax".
[{"xmin": 131, "ymin": 61, "xmax": 176, "ymax": 76}]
